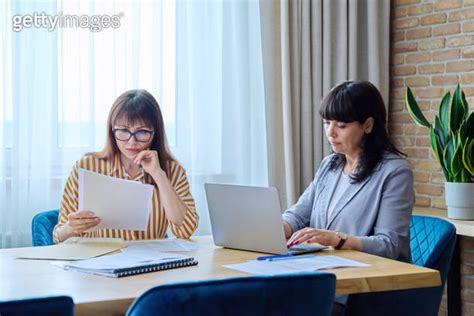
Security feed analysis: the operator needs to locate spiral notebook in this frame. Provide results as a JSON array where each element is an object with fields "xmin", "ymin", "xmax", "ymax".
[{"xmin": 56, "ymin": 250, "xmax": 198, "ymax": 278}]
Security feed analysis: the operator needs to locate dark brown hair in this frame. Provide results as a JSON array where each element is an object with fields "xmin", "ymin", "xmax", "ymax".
[
  {"xmin": 90, "ymin": 89, "xmax": 174, "ymax": 176},
  {"xmin": 319, "ymin": 81, "xmax": 405, "ymax": 182}
]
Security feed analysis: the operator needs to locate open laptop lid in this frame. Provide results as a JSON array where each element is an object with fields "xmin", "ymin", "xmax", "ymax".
[
  {"xmin": 205, "ymin": 183, "xmax": 288, "ymax": 254},
  {"xmin": 205, "ymin": 183, "xmax": 327, "ymax": 255}
]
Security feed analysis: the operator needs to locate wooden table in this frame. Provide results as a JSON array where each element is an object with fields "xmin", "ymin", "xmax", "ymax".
[{"xmin": 0, "ymin": 236, "xmax": 441, "ymax": 316}]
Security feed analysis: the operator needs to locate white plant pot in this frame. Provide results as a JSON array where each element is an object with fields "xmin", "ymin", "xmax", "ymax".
[{"xmin": 445, "ymin": 182, "xmax": 474, "ymax": 220}]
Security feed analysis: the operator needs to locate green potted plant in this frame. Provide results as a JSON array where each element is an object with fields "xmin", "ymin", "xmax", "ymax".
[{"xmin": 405, "ymin": 84, "xmax": 474, "ymax": 220}]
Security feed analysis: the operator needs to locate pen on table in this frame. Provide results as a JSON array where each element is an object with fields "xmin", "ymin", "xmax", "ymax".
[
  {"xmin": 256, "ymin": 254, "xmax": 316, "ymax": 261},
  {"xmin": 256, "ymin": 254, "xmax": 294, "ymax": 261},
  {"xmin": 267, "ymin": 254, "xmax": 315, "ymax": 262}
]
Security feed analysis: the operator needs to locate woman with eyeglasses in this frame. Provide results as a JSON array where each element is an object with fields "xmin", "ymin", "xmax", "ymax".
[{"xmin": 53, "ymin": 90, "xmax": 199, "ymax": 243}]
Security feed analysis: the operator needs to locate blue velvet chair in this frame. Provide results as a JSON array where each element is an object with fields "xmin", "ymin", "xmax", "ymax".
[
  {"xmin": 0, "ymin": 295, "xmax": 74, "ymax": 316},
  {"xmin": 344, "ymin": 215, "xmax": 457, "ymax": 316},
  {"xmin": 32, "ymin": 209, "xmax": 59, "ymax": 246},
  {"xmin": 126, "ymin": 272, "xmax": 336, "ymax": 316}
]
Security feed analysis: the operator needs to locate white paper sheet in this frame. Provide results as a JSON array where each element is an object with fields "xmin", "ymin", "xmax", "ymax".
[
  {"xmin": 224, "ymin": 255, "xmax": 369, "ymax": 275},
  {"xmin": 60, "ymin": 250, "xmax": 186, "ymax": 270},
  {"xmin": 78, "ymin": 169, "xmax": 153, "ymax": 231},
  {"xmin": 53, "ymin": 249, "xmax": 193, "ymax": 278},
  {"xmin": 124, "ymin": 239, "xmax": 203, "ymax": 253}
]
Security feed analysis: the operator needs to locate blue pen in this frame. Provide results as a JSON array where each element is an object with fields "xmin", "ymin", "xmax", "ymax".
[
  {"xmin": 267, "ymin": 254, "xmax": 315, "ymax": 262},
  {"xmin": 256, "ymin": 254, "xmax": 293, "ymax": 261}
]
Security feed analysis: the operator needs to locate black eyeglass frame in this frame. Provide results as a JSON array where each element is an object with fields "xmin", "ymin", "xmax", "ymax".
[{"xmin": 112, "ymin": 128, "xmax": 155, "ymax": 142}]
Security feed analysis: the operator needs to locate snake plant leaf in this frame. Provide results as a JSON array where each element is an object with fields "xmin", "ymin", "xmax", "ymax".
[
  {"xmin": 451, "ymin": 140, "xmax": 463, "ymax": 182},
  {"xmin": 461, "ymin": 168, "xmax": 469, "ymax": 183},
  {"xmin": 463, "ymin": 138, "xmax": 474, "ymax": 177},
  {"xmin": 443, "ymin": 137, "xmax": 455, "ymax": 181},
  {"xmin": 459, "ymin": 117, "xmax": 467, "ymax": 142},
  {"xmin": 438, "ymin": 92, "xmax": 450, "ymax": 131},
  {"xmin": 434, "ymin": 116, "xmax": 448, "ymax": 148},
  {"xmin": 406, "ymin": 87, "xmax": 431, "ymax": 128},
  {"xmin": 406, "ymin": 84, "xmax": 472, "ymax": 183},
  {"xmin": 450, "ymin": 84, "xmax": 467, "ymax": 134},
  {"xmin": 462, "ymin": 90, "xmax": 469, "ymax": 118},
  {"xmin": 430, "ymin": 126, "xmax": 449, "ymax": 179},
  {"xmin": 459, "ymin": 112, "xmax": 474, "ymax": 149},
  {"xmin": 465, "ymin": 112, "xmax": 474, "ymax": 138}
]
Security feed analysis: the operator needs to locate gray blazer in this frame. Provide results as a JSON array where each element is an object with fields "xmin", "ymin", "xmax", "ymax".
[{"xmin": 282, "ymin": 152, "xmax": 414, "ymax": 262}]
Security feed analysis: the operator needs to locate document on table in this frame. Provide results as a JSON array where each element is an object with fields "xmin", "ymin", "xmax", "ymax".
[
  {"xmin": 78, "ymin": 169, "xmax": 154, "ymax": 231},
  {"xmin": 59, "ymin": 250, "xmax": 185, "ymax": 270},
  {"xmin": 125, "ymin": 239, "xmax": 203, "ymax": 253},
  {"xmin": 16, "ymin": 237, "xmax": 127, "ymax": 261},
  {"xmin": 224, "ymin": 255, "xmax": 369, "ymax": 275},
  {"xmin": 53, "ymin": 249, "xmax": 197, "ymax": 278}
]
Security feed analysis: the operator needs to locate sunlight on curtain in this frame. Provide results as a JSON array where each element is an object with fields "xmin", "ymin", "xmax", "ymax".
[
  {"xmin": 175, "ymin": 0, "xmax": 267, "ymax": 235},
  {"xmin": 0, "ymin": 0, "xmax": 267, "ymax": 247},
  {"xmin": 0, "ymin": 0, "xmax": 175, "ymax": 248},
  {"xmin": 0, "ymin": 0, "xmax": 60, "ymax": 248},
  {"xmin": 56, "ymin": 0, "xmax": 176, "ymax": 159}
]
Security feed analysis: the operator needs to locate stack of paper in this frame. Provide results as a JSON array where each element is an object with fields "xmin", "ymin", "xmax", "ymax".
[
  {"xmin": 224, "ymin": 255, "xmax": 369, "ymax": 275},
  {"xmin": 55, "ymin": 250, "xmax": 197, "ymax": 278}
]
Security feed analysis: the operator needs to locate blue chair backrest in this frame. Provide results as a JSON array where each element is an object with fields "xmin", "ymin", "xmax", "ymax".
[
  {"xmin": 126, "ymin": 272, "xmax": 336, "ymax": 316},
  {"xmin": 345, "ymin": 215, "xmax": 457, "ymax": 316},
  {"xmin": 32, "ymin": 209, "xmax": 59, "ymax": 246},
  {"xmin": 0, "ymin": 295, "xmax": 73, "ymax": 316},
  {"xmin": 410, "ymin": 215, "xmax": 456, "ymax": 286}
]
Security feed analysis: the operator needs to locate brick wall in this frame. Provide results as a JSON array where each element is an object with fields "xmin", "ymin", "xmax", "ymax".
[
  {"xmin": 390, "ymin": 1, "xmax": 474, "ymax": 315},
  {"xmin": 390, "ymin": 0, "xmax": 474, "ymax": 209}
]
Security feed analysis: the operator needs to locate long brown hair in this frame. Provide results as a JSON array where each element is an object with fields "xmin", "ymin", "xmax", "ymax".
[{"xmin": 90, "ymin": 89, "xmax": 174, "ymax": 176}]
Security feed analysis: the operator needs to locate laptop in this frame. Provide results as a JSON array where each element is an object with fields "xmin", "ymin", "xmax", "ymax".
[{"xmin": 205, "ymin": 183, "xmax": 327, "ymax": 255}]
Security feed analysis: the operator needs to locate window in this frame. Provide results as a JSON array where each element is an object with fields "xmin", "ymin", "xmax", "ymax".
[
  {"xmin": 0, "ymin": 0, "xmax": 267, "ymax": 246},
  {"xmin": 56, "ymin": 1, "xmax": 177, "ymax": 151}
]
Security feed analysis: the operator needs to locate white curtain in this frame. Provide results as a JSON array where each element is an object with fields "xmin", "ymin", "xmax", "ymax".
[
  {"xmin": 0, "ymin": 0, "xmax": 267, "ymax": 248},
  {"xmin": 174, "ymin": 0, "xmax": 267, "ymax": 235}
]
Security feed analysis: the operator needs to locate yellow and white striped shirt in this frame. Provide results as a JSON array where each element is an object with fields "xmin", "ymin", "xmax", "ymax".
[{"xmin": 53, "ymin": 155, "xmax": 199, "ymax": 243}]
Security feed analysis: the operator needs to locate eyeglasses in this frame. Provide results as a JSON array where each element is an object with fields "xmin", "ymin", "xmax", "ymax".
[{"xmin": 112, "ymin": 128, "xmax": 154, "ymax": 142}]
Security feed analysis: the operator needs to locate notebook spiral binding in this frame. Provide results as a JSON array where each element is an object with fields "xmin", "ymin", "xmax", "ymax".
[{"xmin": 115, "ymin": 258, "xmax": 198, "ymax": 277}]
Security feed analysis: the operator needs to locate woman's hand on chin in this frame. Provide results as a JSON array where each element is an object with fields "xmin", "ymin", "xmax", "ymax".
[{"xmin": 133, "ymin": 149, "xmax": 163, "ymax": 175}]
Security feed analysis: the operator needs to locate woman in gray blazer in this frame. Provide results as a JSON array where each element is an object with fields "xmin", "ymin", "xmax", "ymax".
[{"xmin": 283, "ymin": 81, "xmax": 414, "ymax": 264}]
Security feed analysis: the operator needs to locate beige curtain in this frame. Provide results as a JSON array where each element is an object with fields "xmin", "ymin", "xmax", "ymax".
[{"xmin": 259, "ymin": 0, "xmax": 390, "ymax": 208}]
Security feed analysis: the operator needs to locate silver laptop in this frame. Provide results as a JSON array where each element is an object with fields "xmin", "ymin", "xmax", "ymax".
[{"xmin": 205, "ymin": 183, "xmax": 327, "ymax": 255}]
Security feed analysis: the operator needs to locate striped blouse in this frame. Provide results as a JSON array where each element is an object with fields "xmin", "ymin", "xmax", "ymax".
[{"xmin": 53, "ymin": 155, "xmax": 199, "ymax": 243}]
